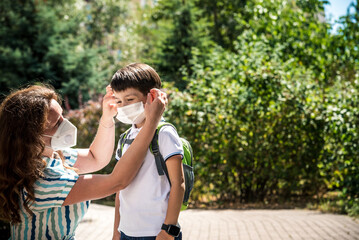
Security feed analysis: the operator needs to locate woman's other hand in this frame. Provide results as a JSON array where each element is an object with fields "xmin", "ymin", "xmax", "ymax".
[{"xmin": 101, "ymin": 85, "xmax": 117, "ymax": 126}]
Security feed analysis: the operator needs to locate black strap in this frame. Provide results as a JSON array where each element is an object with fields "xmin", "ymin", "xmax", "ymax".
[
  {"xmin": 151, "ymin": 130, "xmax": 171, "ymax": 186},
  {"xmin": 124, "ymin": 138, "xmax": 134, "ymax": 145},
  {"xmin": 151, "ymin": 131, "xmax": 164, "ymax": 175}
]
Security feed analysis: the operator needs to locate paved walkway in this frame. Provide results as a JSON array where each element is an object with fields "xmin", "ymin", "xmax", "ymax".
[{"xmin": 76, "ymin": 203, "xmax": 359, "ymax": 240}]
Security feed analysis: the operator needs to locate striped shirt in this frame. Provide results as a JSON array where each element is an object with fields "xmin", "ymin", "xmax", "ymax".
[{"xmin": 10, "ymin": 149, "xmax": 90, "ymax": 240}]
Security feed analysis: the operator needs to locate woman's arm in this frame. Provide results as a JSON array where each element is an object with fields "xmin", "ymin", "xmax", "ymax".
[
  {"xmin": 73, "ymin": 86, "xmax": 117, "ymax": 174},
  {"xmin": 63, "ymin": 89, "xmax": 167, "ymax": 206},
  {"xmin": 157, "ymin": 155, "xmax": 185, "ymax": 239},
  {"xmin": 113, "ymin": 192, "xmax": 121, "ymax": 240}
]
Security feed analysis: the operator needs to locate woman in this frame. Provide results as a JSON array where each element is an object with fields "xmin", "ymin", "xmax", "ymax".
[{"xmin": 0, "ymin": 84, "xmax": 167, "ymax": 239}]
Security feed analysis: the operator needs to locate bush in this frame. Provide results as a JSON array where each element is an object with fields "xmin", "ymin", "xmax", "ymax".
[
  {"xmin": 66, "ymin": 40, "xmax": 359, "ymax": 210},
  {"xmin": 66, "ymin": 0, "xmax": 359, "ymax": 212},
  {"xmin": 165, "ymin": 31, "xmax": 359, "ymax": 206},
  {"xmin": 165, "ymin": 40, "xmax": 325, "ymax": 203}
]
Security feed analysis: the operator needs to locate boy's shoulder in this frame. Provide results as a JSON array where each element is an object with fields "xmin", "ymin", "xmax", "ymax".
[
  {"xmin": 155, "ymin": 122, "xmax": 184, "ymax": 161},
  {"xmin": 157, "ymin": 123, "xmax": 183, "ymax": 150},
  {"xmin": 157, "ymin": 122, "xmax": 179, "ymax": 137}
]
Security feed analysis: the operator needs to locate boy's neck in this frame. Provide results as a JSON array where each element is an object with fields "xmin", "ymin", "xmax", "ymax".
[
  {"xmin": 134, "ymin": 116, "xmax": 163, "ymax": 129},
  {"xmin": 134, "ymin": 119, "xmax": 146, "ymax": 129}
]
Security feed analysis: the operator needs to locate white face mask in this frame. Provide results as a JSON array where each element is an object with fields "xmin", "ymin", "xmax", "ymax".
[
  {"xmin": 44, "ymin": 118, "xmax": 77, "ymax": 151},
  {"xmin": 116, "ymin": 102, "xmax": 146, "ymax": 125}
]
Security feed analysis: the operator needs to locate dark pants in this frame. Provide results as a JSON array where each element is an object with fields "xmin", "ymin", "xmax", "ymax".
[{"xmin": 120, "ymin": 231, "xmax": 182, "ymax": 240}]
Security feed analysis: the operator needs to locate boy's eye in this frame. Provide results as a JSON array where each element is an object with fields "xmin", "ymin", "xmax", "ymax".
[
  {"xmin": 127, "ymin": 98, "xmax": 134, "ymax": 102},
  {"xmin": 116, "ymin": 100, "xmax": 122, "ymax": 104}
]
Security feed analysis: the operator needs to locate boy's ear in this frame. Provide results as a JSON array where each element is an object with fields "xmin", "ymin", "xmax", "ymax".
[{"xmin": 145, "ymin": 92, "xmax": 153, "ymax": 104}]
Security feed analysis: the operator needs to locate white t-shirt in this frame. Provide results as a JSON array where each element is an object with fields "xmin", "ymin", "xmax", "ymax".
[{"xmin": 115, "ymin": 123, "xmax": 183, "ymax": 237}]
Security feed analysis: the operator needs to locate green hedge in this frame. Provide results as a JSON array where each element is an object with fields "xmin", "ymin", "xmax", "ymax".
[
  {"xmin": 163, "ymin": 40, "xmax": 359, "ymax": 212},
  {"xmin": 67, "ymin": 61, "xmax": 358, "ymax": 210},
  {"xmin": 64, "ymin": 0, "xmax": 359, "ymax": 214}
]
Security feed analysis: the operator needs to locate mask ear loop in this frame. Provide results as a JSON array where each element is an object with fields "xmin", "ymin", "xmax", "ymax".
[{"xmin": 43, "ymin": 134, "xmax": 61, "ymax": 139}]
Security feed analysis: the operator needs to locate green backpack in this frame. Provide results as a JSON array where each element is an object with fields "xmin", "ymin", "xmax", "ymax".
[{"xmin": 117, "ymin": 122, "xmax": 194, "ymax": 210}]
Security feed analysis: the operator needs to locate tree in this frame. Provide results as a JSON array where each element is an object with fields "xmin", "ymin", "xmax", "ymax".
[
  {"xmin": 194, "ymin": 0, "xmax": 249, "ymax": 50},
  {"xmin": 157, "ymin": 0, "xmax": 359, "ymax": 211},
  {"xmin": 0, "ymin": 0, "xmax": 126, "ymax": 108},
  {"xmin": 150, "ymin": 0, "xmax": 212, "ymax": 89}
]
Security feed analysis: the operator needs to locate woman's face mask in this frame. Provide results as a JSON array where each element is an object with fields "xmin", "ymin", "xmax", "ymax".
[
  {"xmin": 116, "ymin": 102, "xmax": 146, "ymax": 125},
  {"xmin": 44, "ymin": 118, "xmax": 77, "ymax": 150}
]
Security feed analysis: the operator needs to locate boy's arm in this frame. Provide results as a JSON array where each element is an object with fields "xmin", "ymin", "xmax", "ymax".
[
  {"xmin": 113, "ymin": 191, "xmax": 121, "ymax": 240},
  {"xmin": 157, "ymin": 155, "xmax": 185, "ymax": 239}
]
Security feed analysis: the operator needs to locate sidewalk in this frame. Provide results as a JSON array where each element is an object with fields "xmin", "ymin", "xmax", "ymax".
[{"xmin": 76, "ymin": 203, "xmax": 359, "ymax": 240}]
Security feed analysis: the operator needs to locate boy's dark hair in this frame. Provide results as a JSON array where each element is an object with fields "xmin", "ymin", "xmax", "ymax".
[{"xmin": 110, "ymin": 63, "xmax": 162, "ymax": 95}]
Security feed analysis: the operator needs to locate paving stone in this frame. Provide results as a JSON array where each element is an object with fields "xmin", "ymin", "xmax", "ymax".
[{"xmin": 76, "ymin": 204, "xmax": 359, "ymax": 240}]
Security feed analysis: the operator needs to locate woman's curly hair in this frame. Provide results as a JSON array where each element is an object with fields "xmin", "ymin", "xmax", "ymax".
[{"xmin": 0, "ymin": 85, "xmax": 59, "ymax": 223}]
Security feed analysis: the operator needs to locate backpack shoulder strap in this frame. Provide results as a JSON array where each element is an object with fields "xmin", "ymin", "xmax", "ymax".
[
  {"xmin": 151, "ymin": 122, "xmax": 175, "ymax": 185},
  {"xmin": 117, "ymin": 127, "xmax": 132, "ymax": 159}
]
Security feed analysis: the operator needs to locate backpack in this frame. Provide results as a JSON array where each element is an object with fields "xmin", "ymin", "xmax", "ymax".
[{"xmin": 117, "ymin": 122, "xmax": 194, "ymax": 210}]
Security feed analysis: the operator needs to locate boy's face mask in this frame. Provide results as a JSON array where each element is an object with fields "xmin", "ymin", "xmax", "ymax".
[
  {"xmin": 116, "ymin": 102, "xmax": 146, "ymax": 125},
  {"xmin": 43, "ymin": 118, "xmax": 77, "ymax": 150}
]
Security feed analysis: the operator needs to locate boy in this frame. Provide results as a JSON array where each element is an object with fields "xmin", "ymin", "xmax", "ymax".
[{"xmin": 111, "ymin": 63, "xmax": 185, "ymax": 240}]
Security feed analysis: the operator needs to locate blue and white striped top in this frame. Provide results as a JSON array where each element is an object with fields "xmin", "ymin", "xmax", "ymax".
[{"xmin": 10, "ymin": 149, "xmax": 90, "ymax": 240}]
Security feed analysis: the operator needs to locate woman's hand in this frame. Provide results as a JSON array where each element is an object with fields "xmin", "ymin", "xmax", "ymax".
[
  {"xmin": 101, "ymin": 85, "xmax": 117, "ymax": 126},
  {"xmin": 144, "ymin": 88, "xmax": 167, "ymax": 126},
  {"xmin": 72, "ymin": 85, "xmax": 117, "ymax": 174}
]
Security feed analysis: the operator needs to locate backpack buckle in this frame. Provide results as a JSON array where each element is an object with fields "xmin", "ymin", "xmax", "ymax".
[{"xmin": 152, "ymin": 148, "xmax": 160, "ymax": 155}]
